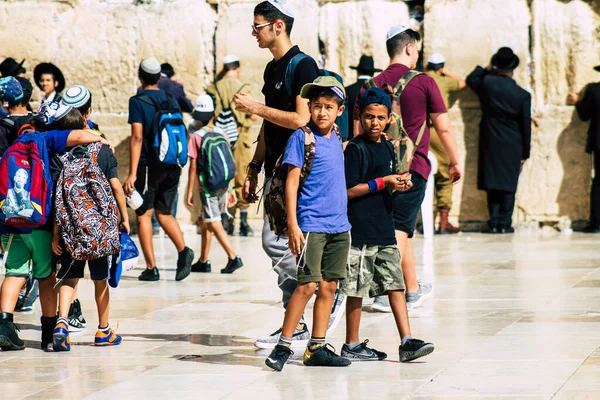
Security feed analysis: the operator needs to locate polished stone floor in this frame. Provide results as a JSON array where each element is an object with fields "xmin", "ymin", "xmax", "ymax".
[{"xmin": 1, "ymin": 227, "xmax": 599, "ymax": 400}]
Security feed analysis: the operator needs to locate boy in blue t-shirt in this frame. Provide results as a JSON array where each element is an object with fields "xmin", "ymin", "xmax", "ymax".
[
  {"xmin": 265, "ymin": 76, "xmax": 351, "ymax": 371},
  {"xmin": 341, "ymin": 88, "xmax": 434, "ymax": 362},
  {"xmin": 0, "ymin": 101, "xmax": 113, "ymax": 351}
]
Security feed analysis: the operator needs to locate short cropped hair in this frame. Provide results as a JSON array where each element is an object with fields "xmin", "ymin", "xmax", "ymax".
[
  {"xmin": 138, "ymin": 68, "xmax": 161, "ymax": 86},
  {"xmin": 254, "ymin": 1, "xmax": 294, "ymax": 37},
  {"xmin": 386, "ymin": 29, "xmax": 421, "ymax": 59}
]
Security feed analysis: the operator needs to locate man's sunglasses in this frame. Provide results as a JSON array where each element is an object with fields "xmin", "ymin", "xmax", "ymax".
[{"xmin": 251, "ymin": 20, "xmax": 277, "ymax": 34}]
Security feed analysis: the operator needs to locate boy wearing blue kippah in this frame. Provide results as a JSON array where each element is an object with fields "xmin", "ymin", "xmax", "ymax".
[{"xmin": 341, "ymin": 88, "xmax": 434, "ymax": 362}]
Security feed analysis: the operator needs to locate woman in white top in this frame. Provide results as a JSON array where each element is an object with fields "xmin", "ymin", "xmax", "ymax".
[{"xmin": 33, "ymin": 62, "xmax": 65, "ymax": 104}]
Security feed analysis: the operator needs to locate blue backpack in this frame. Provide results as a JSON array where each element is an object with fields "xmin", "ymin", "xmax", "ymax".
[
  {"xmin": 284, "ymin": 54, "xmax": 350, "ymax": 141},
  {"xmin": 196, "ymin": 126, "xmax": 236, "ymax": 191},
  {"xmin": 135, "ymin": 92, "xmax": 188, "ymax": 166}
]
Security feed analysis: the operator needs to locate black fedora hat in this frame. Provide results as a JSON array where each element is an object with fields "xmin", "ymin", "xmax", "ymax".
[
  {"xmin": 34, "ymin": 62, "xmax": 65, "ymax": 93},
  {"xmin": 491, "ymin": 47, "xmax": 520, "ymax": 72},
  {"xmin": 350, "ymin": 55, "xmax": 382, "ymax": 74},
  {"xmin": 594, "ymin": 66, "xmax": 600, "ymax": 72},
  {"xmin": 0, "ymin": 58, "xmax": 26, "ymax": 77}
]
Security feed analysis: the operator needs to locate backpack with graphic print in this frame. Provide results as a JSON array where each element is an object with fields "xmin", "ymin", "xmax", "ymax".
[
  {"xmin": 363, "ymin": 70, "xmax": 426, "ymax": 173},
  {"xmin": 0, "ymin": 132, "xmax": 53, "ymax": 228},
  {"xmin": 265, "ymin": 124, "xmax": 341, "ymax": 237},
  {"xmin": 55, "ymin": 142, "xmax": 120, "ymax": 260}
]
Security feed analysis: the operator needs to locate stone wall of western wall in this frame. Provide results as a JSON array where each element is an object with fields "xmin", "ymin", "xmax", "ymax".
[{"xmin": 0, "ymin": 0, "xmax": 598, "ymax": 228}]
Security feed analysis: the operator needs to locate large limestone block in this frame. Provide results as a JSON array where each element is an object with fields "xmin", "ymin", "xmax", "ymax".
[
  {"xmin": 135, "ymin": 0, "xmax": 217, "ymax": 99},
  {"xmin": 516, "ymin": 106, "xmax": 591, "ymax": 222},
  {"xmin": 532, "ymin": 0, "xmax": 600, "ymax": 106},
  {"xmin": 53, "ymin": 4, "xmax": 138, "ymax": 113},
  {"xmin": 424, "ymin": 0, "xmax": 531, "ymax": 102},
  {"xmin": 318, "ymin": 1, "xmax": 409, "ymax": 82}
]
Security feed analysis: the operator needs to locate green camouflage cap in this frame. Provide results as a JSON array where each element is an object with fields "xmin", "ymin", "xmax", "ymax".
[{"xmin": 300, "ymin": 76, "xmax": 346, "ymax": 100}]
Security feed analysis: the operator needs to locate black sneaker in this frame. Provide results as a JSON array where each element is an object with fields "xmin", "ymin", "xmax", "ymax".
[
  {"xmin": 68, "ymin": 315, "xmax": 84, "ymax": 332},
  {"xmin": 399, "ymin": 338, "xmax": 435, "ymax": 362},
  {"xmin": 176, "ymin": 247, "xmax": 195, "ymax": 281},
  {"xmin": 221, "ymin": 256, "xmax": 243, "ymax": 274},
  {"xmin": 16, "ymin": 276, "xmax": 38, "ymax": 312},
  {"xmin": 191, "ymin": 260, "xmax": 211, "ymax": 273},
  {"xmin": 73, "ymin": 299, "xmax": 86, "ymax": 327},
  {"xmin": 341, "ymin": 339, "xmax": 387, "ymax": 361},
  {"xmin": 0, "ymin": 315, "xmax": 25, "ymax": 351},
  {"xmin": 265, "ymin": 344, "xmax": 293, "ymax": 371},
  {"xmin": 303, "ymin": 343, "xmax": 352, "ymax": 367},
  {"xmin": 239, "ymin": 221, "xmax": 253, "ymax": 237},
  {"xmin": 139, "ymin": 266, "xmax": 160, "ymax": 281}
]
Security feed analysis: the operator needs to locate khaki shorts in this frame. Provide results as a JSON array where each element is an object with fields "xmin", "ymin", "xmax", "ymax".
[
  {"xmin": 296, "ymin": 231, "xmax": 350, "ymax": 284},
  {"xmin": 340, "ymin": 244, "xmax": 405, "ymax": 298},
  {"xmin": 200, "ymin": 188, "xmax": 227, "ymax": 223}
]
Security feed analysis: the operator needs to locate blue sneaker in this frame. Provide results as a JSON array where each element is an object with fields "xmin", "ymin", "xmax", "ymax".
[
  {"xmin": 16, "ymin": 277, "xmax": 38, "ymax": 312},
  {"xmin": 52, "ymin": 320, "xmax": 71, "ymax": 352},
  {"xmin": 95, "ymin": 327, "xmax": 122, "ymax": 346}
]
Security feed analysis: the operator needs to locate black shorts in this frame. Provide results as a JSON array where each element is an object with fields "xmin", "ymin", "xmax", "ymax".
[
  {"xmin": 392, "ymin": 172, "xmax": 427, "ymax": 238},
  {"xmin": 57, "ymin": 254, "xmax": 115, "ymax": 281},
  {"xmin": 135, "ymin": 163, "xmax": 181, "ymax": 215}
]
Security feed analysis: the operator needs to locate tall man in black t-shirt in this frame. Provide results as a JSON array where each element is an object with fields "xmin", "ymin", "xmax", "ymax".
[
  {"xmin": 124, "ymin": 58, "xmax": 194, "ymax": 283},
  {"xmin": 235, "ymin": 0, "xmax": 343, "ymax": 349}
]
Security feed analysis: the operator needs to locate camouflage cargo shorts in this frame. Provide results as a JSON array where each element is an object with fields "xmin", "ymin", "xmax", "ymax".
[{"xmin": 340, "ymin": 244, "xmax": 405, "ymax": 298}]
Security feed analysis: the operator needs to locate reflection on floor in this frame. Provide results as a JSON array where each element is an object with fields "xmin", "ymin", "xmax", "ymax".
[{"xmin": 1, "ymin": 228, "xmax": 599, "ymax": 400}]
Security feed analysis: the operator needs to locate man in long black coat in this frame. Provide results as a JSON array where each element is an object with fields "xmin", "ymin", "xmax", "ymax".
[
  {"xmin": 568, "ymin": 67, "xmax": 600, "ymax": 233},
  {"xmin": 467, "ymin": 47, "xmax": 531, "ymax": 233},
  {"xmin": 345, "ymin": 55, "xmax": 381, "ymax": 138}
]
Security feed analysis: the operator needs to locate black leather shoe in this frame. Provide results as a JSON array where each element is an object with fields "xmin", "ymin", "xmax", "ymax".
[
  {"xmin": 483, "ymin": 227, "xmax": 499, "ymax": 234},
  {"xmin": 499, "ymin": 227, "xmax": 515, "ymax": 234},
  {"xmin": 582, "ymin": 225, "xmax": 600, "ymax": 233},
  {"xmin": 138, "ymin": 267, "xmax": 160, "ymax": 281}
]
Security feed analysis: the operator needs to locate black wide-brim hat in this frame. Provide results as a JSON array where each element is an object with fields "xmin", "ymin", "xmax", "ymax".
[
  {"xmin": 0, "ymin": 58, "xmax": 25, "ymax": 77},
  {"xmin": 33, "ymin": 62, "xmax": 65, "ymax": 93},
  {"xmin": 350, "ymin": 55, "xmax": 382, "ymax": 74},
  {"xmin": 594, "ymin": 66, "xmax": 600, "ymax": 72},
  {"xmin": 491, "ymin": 47, "xmax": 520, "ymax": 72}
]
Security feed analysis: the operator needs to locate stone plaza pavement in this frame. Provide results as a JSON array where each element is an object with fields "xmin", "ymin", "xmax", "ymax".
[{"xmin": 1, "ymin": 227, "xmax": 599, "ymax": 399}]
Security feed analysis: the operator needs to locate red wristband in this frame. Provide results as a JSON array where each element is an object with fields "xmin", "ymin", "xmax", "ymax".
[{"xmin": 375, "ymin": 177, "xmax": 385, "ymax": 191}]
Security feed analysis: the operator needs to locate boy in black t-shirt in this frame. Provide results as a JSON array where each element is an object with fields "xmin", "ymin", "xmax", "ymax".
[
  {"xmin": 124, "ymin": 57, "xmax": 194, "ymax": 282},
  {"xmin": 341, "ymin": 88, "xmax": 435, "ymax": 362}
]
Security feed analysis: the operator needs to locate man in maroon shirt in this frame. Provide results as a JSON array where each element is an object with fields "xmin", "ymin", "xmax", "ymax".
[{"xmin": 353, "ymin": 26, "xmax": 462, "ymax": 312}]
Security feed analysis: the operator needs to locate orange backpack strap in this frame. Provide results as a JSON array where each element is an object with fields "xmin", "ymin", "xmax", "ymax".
[{"xmin": 17, "ymin": 123, "xmax": 35, "ymax": 136}]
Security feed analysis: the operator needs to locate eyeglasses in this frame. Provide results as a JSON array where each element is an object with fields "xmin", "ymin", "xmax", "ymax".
[{"xmin": 251, "ymin": 20, "xmax": 277, "ymax": 34}]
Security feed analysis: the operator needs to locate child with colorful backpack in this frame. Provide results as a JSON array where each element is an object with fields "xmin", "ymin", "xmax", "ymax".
[
  {"xmin": 264, "ymin": 76, "xmax": 351, "ymax": 371},
  {"xmin": 186, "ymin": 95, "xmax": 243, "ymax": 274},
  {"xmin": 49, "ymin": 106, "xmax": 129, "ymax": 351},
  {"xmin": 0, "ymin": 76, "xmax": 39, "ymax": 313},
  {"xmin": 0, "ymin": 99, "xmax": 113, "ymax": 352}
]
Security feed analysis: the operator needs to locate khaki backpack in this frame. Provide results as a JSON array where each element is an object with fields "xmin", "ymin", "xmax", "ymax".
[{"xmin": 363, "ymin": 70, "xmax": 426, "ymax": 173}]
